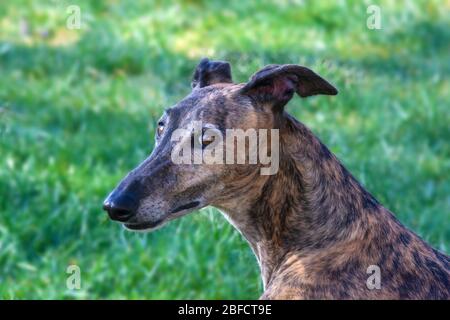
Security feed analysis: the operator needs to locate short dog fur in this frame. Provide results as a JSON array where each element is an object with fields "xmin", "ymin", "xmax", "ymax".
[{"xmin": 104, "ymin": 58, "xmax": 450, "ymax": 299}]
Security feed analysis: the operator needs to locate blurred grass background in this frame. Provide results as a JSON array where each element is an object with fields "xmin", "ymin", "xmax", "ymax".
[{"xmin": 0, "ymin": 0, "xmax": 449, "ymax": 299}]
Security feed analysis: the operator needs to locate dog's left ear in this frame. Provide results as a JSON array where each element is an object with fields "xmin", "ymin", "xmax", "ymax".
[
  {"xmin": 240, "ymin": 64, "xmax": 338, "ymax": 110},
  {"xmin": 191, "ymin": 58, "xmax": 233, "ymax": 89}
]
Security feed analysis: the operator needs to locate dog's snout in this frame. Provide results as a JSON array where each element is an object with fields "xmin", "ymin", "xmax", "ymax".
[{"xmin": 103, "ymin": 192, "xmax": 139, "ymax": 222}]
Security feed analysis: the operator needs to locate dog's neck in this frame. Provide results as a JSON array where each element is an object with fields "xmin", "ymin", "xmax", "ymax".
[{"xmin": 215, "ymin": 114, "xmax": 382, "ymax": 288}]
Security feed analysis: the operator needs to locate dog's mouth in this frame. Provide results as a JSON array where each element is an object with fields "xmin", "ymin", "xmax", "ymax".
[
  {"xmin": 124, "ymin": 220, "xmax": 164, "ymax": 231},
  {"xmin": 123, "ymin": 201, "xmax": 202, "ymax": 232},
  {"xmin": 170, "ymin": 201, "xmax": 200, "ymax": 214}
]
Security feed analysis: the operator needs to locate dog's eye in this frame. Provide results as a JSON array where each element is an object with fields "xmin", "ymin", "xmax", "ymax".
[
  {"xmin": 199, "ymin": 128, "xmax": 217, "ymax": 148},
  {"xmin": 202, "ymin": 134, "xmax": 215, "ymax": 147},
  {"xmin": 157, "ymin": 122, "xmax": 164, "ymax": 136}
]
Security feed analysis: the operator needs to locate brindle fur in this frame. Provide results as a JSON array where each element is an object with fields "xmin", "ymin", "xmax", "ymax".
[{"xmin": 104, "ymin": 58, "xmax": 450, "ymax": 300}]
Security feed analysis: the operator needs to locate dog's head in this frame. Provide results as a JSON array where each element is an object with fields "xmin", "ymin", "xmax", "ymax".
[{"xmin": 103, "ymin": 58, "xmax": 337, "ymax": 231}]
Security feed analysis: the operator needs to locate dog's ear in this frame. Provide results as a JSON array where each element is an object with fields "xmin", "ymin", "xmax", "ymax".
[
  {"xmin": 240, "ymin": 64, "xmax": 338, "ymax": 110},
  {"xmin": 191, "ymin": 58, "xmax": 233, "ymax": 89}
]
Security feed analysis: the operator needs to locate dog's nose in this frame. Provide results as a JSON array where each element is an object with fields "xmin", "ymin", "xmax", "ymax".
[{"xmin": 103, "ymin": 193, "xmax": 138, "ymax": 222}]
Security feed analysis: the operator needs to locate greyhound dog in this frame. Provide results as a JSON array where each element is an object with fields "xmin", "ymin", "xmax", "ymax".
[{"xmin": 103, "ymin": 58, "xmax": 450, "ymax": 299}]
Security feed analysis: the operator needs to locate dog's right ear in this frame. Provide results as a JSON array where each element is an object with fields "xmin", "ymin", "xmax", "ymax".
[
  {"xmin": 240, "ymin": 64, "xmax": 338, "ymax": 110},
  {"xmin": 191, "ymin": 58, "xmax": 233, "ymax": 89}
]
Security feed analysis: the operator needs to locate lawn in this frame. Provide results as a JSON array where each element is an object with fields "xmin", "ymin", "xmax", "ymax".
[{"xmin": 0, "ymin": 0, "xmax": 449, "ymax": 299}]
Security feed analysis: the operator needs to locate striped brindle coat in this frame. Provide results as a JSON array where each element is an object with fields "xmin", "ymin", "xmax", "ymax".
[{"xmin": 103, "ymin": 58, "xmax": 450, "ymax": 299}]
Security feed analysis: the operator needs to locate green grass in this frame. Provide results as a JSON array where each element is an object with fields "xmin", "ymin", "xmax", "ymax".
[{"xmin": 0, "ymin": 0, "xmax": 449, "ymax": 299}]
